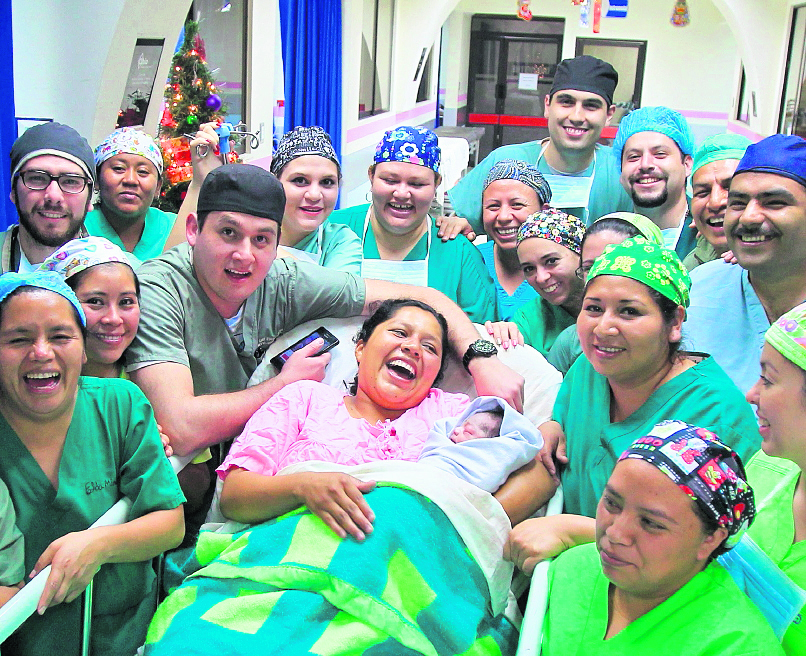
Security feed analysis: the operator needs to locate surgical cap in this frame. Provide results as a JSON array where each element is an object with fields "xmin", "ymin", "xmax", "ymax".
[
  {"xmin": 765, "ymin": 301, "xmax": 806, "ymax": 372},
  {"xmin": 39, "ymin": 237, "xmax": 133, "ymax": 281},
  {"xmin": 0, "ymin": 271, "xmax": 86, "ymax": 326},
  {"xmin": 483, "ymin": 159, "xmax": 552, "ymax": 205},
  {"xmin": 11, "ymin": 122, "xmax": 95, "ymax": 183},
  {"xmin": 550, "ymin": 55, "xmax": 618, "ymax": 106},
  {"xmin": 592, "ymin": 211, "xmax": 664, "ymax": 246},
  {"xmin": 374, "ymin": 126, "xmax": 441, "ymax": 173},
  {"xmin": 692, "ymin": 133, "xmax": 752, "ymax": 176},
  {"xmin": 269, "ymin": 126, "xmax": 340, "ymax": 178},
  {"xmin": 734, "ymin": 134, "xmax": 806, "ymax": 190},
  {"xmin": 197, "ymin": 164, "xmax": 286, "ymax": 224},
  {"xmin": 587, "ymin": 236, "xmax": 691, "ymax": 307},
  {"xmin": 619, "ymin": 420, "xmax": 755, "ymax": 550},
  {"xmin": 613, "ymin": 106, "xmax": 695, "ymax": 170},
  {"xmin": 516, "ymin": 208, "xmax": 586, "ymax": 255}
]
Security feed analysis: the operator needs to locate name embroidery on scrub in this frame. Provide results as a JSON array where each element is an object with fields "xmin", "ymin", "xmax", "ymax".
[{"xmin": 85, "ymin": 478, "xmax": 116, "ymax": 495}]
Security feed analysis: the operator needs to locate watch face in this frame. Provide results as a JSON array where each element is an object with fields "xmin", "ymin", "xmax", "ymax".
[{"xmin": 473, "ymin": 340, "xmax": 497, "ymax": 356}]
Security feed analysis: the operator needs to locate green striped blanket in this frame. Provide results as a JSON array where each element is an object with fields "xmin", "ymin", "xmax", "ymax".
[{"xmin": 145, "ymin": 484, "xmax": 517, "ymax": 655}]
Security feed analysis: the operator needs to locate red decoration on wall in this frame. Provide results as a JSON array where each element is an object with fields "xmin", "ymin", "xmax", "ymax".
[
  {"xmin": 593, "ymin": 0, "xmax": 602, "ymax": 32},
  {"xmin": 517, "ymin": 0, "xmax": 532, "ymax": 21}
]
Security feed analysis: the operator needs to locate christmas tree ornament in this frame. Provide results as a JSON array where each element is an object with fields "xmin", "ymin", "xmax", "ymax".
[
  {"xmin": 671, "ymin": 0, "xmax": 690, "ymax": 26},
  {"xmin": 206, "ymin": 93, "xmax": 223, "ymax": 111}
]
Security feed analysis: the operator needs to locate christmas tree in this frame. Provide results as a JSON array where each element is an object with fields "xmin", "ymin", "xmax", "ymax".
[{"xmin": 157, "ymin": 20, "xmax": 236, "ymax": 211}]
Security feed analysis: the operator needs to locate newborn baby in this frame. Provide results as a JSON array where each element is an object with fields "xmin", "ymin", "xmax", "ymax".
[
  {"xmin": 418, "ymin": 397, "xmax": 542, "ymax": 493},
  {"xmin": 450, "ymin": 408, "xmax": 504, "ymax": 443}
]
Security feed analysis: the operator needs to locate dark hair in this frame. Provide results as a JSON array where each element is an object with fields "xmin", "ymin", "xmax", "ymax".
[
  {"xmin": 691, "ymin": 500, "xmax": 729, "ymax": 561},
  {"xmin": 580, "ymin": 217, "xmax": 642, "ymax": 255},
  {"xmin": 65, "ymin": 261, "xmax": 141, "ymax": 298},
  {"xmin": 348, "ymin": 298, "xmax": 450, "ymax": 396},
  {"xmin": 0, "ymin": 286, "xmax": 87, "ymax": 342},
  {"xmin": 647, "ymin": 288, "xmax": 683, "ymax": 361}
]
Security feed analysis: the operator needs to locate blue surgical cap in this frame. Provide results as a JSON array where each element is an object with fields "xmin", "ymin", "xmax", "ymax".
[
  {"xmin": 613, "ymin": 106, "xmax": 695, "ymax": 170},
  {"xmin": 734, "ymin": 134, "xmax": 806, "ymax": 189},
  {"xmin": 0, "ymin": 271, "xmax": 86, "ymax": 326}
]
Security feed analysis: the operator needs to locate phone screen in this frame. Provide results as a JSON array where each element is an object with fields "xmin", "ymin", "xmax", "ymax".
[{"xmin": 270, "ymin": 327, "xmax": 339, "ymax": 370}]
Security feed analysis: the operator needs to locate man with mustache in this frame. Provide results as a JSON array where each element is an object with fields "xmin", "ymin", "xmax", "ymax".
[
  {"xmin": 683, "ymin": 133, "xmax": 752, "ymax": 270},
  {"xmin": 1, "ymin": 122, "xmax": 94, "ymax": 272},
  {"xmin": 685, "ymin": 134, "xmax": 806, "ymax": 392},
  {"xmin": 612, "ymin": 106, "xmax": 697, "ymax": 260},
  {"xmin": 447, "ymin": 55, "xmax": 632, "ymax": 235}
]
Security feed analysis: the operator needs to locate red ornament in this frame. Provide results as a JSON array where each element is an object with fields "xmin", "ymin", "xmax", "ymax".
[
  {"xmin": 517, "ymin": 0, "xmax": 532, "ymax": 20},
  {"xmin": 193, "ymin": 34, "xmax": 206, "ymax": 61}
]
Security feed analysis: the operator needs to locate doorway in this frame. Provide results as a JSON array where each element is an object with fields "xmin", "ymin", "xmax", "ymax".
[
  {"xmin": 575, "ymin": 37, "xmax": 646, "ymax": 125},
  {"xmin": 466, "ymin": 15, "xmax": 564, "ymax": 159}
]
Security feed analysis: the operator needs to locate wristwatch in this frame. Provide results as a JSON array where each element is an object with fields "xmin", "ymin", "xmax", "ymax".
[{"xmin": 462, "ymin": 339, "xmax": 498, "ymax": 373}]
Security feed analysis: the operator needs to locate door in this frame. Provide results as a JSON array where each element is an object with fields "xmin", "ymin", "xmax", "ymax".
[
  {"xmin": 575, "ymin": 38, "xmax": 646, "ymax": 125},
  {"xmin": 466, "ymin": 15, "xmax": 564, "ymax": 159}
]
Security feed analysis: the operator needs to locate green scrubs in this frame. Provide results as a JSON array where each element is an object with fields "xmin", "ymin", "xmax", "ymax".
[
  {"xmin": 0, "ymin": 378, "xmax": 185, "ymax": 656},
  {"xmin": 746, "ymin": 451, "xmax": 806, "ymax": 655},
  {"xmin": 543, "ymin": 543, "xmax": 784, "ymax": 655},
  {"xmin": 0, "ymin": 477, "xmax": 23, "ymax": 586},
  {"xmin": 293, "ymin": 221, "xmax": 363, "ymax": 275},
  {"xmin": 447, "ymin": 141, "xmax": 633, "ymax": 231},
  {"xmin": 85, "ymin": 206, "xmax": 177, "ymax": 264},
  {"xmin": 554, "ymin": 355, "xmax": 761, "ymax": 517},
  {"xmin": 513, "ymin": 296, "xmax": 576, "ymax": 357},
  {"xmin": 329, "ymin": 203, "xmax": 497, "ymax": 322},
  {"xmin": 546, "ymin": 323, "xmax": 583, "ymax": 375}
]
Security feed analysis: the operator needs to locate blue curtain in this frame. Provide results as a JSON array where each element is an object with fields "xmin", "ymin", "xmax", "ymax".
[
  {"xmin": 0, "ymin": 0, "xmax": 16, "ymax": 230},
  {"xmin": 278, "ymin": 0, "xmax": 342, "ymax": 163}
]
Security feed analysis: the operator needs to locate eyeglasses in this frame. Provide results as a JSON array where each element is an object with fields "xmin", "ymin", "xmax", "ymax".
[
  {"xmin": 16, "ymin": 170, "xmax": 91, "ymax": 195},
  {"xmin": 575, "ymin": 264, "xmax": 592, "ymax": 280}
]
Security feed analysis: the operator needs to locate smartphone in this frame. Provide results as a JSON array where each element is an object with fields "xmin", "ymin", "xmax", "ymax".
[{"xmin": 270, "ymin": 327, "xmax": 340, "ymax": 370}]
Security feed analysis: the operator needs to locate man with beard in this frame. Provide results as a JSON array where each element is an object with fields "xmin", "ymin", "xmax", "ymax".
[
  {"xmin": 1, "ymin": 122, "xmax": 94, "ymax": 272},
  {"xmin": 683, "ymin": 133, "xmax": 752, "ymax": 270},
  {"xmin": 685, "ymin": 134, "xmax": 806, "ymax": 392},
  {"xmin": 447, "ymin": 55, "xmax": 632, "ymax": 234},
  {"xmin": 612, "ymin": 106, "xmax": 697, "ymax": 260}
]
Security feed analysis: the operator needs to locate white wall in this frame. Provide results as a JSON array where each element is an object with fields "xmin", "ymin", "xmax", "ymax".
[
  {"xmin": 447, "ymin": 0, "xmax": 742, "ymax": 144},
  {"xmin": 13, "ymin": 0, "xmax": 190, "ymax": 146}
]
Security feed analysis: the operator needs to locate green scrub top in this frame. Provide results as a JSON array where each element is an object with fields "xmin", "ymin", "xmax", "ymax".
[
  {"xmin": 547, "ymin": 323, "xmax": 583, "ymax": 375},
  {"xmin": 544, "ymin": 543, "xmax": 784, "ymax": 655},
  {"xmin": 447, "ymin": 141, "xmax": 633, "ymax": 232},
  {"xmin": 513, "ymin": 296, "xmax": 576, "ymax": 357},
  {"xmin": 329, "ymin": 203, "xmax": 497, "ymax": 322},
  {"xmin": 85, "ymin": 205, "xmax": 177, "ymax": 264},
  {"xmin": 0, "ymin": 378, "xmax": 185, "ymax": 656},
  {"xmin": 554, "ymin": 355, "xmax": 761, "ymax": 517},
  {"xmin": 746, "ymin": 450, "xmax": 806, "ymax": 655},
  {"xmin": 293, "ymin": 221, "xmax": 363, "ymax": 275}
]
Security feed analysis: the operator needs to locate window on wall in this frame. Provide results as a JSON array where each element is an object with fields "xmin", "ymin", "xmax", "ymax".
[
  {"xmin": 359, "ymin": 0, "xmax": 394, "ymax": 119},
  {"xmin": 191, "ymin": 0, "xmax": 248, "ymax": 149},
  {"xmin": 736, "ymin": 66, "xmax": 751, "ymax": 124},
  {"xmin": 779, "ymin": 5, "xmax": 806, "ymax": 136},
  {"xmin": 416, "ymin": 46, "xmax": 434, "ymax": 103}
]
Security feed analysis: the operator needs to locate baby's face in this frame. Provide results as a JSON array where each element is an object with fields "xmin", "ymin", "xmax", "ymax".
[{"xmin": 451, "ymin": 413, "xmax": 501, "ymax": 443}]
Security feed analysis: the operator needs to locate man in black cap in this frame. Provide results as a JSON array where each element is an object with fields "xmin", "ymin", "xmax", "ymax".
[
  {"xmin": 2, "ymin": 122, "xmax": 95, "ymax": 272},
  {"xmin": 446, "ymin": 54, "xmax": 633, "ymax": 235},
  {"xmin": 126, "ymin": 163, "xmax": 532, "ymax": 533}
]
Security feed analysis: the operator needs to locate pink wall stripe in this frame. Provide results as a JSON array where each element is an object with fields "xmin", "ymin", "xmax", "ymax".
[
  {"xmin": 677, "ymin": 110, "xmax": 730, "ymax": 121},
  {"xmin": 726, "ymin": 120, "xmax": 764, "ymax": 142},
  {"xmin": 346, "ymin": 101, "xmax": 437, "ymax": 143}
]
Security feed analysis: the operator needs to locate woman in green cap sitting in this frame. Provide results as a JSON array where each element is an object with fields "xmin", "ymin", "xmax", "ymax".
[{"xmin": 538, "ymin": 237, "xmax": 760, "ymax": 515}]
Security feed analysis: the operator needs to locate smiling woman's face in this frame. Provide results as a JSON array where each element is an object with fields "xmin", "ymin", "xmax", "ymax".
[
  {"xmin": 0, "ymin": 289, "xmax": 85, "ymax": 425},
  {"xmin": 369, "ymin": 161, "xmax": 436, "ymax": 236},
  {"xmin": 596, "ymin": 458, "xmax": 724, "ymax": 602},
  {"xmin": 353, "ymin": 306, "xmax": 444, "ymax": 412}
]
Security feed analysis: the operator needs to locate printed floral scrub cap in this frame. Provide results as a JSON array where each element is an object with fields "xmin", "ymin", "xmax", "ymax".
[
  {"xmin": 0, "ymin": 271, "xmax": 86, "ymax": 326},
  {"xmin": 516, "ymin": 207, "xmax": 586, "ymax": 255},
  {"xmin": 587, "ymin": 236, "xmax": 691, "ymax": 307},
  {"xmin": 483, "ymin": 159, "xmax": 553, "ymax": 206},
  {"xmin": 593, "ymin": 211, "xmax": 664, "ymax": 246},
  {"xmin": 374, "ymin": 126, "xmax": 441, "ymax": 173},
  {"xmin": 764, "ymin": 301, "xmax": 806, "ymax": 371},
  {"xmin": 39, "ymin": 236, "xmax": 133, "ymax": 281},
  {"xmin": 619, "ymin": 420, "xmax": 755, "ymax": 550},
  {"xmin": 269, "ymin": 125, "xmax": 340, "ymax": 178},
  {"xmin": 94, "ymin": 127, "xmax": 164, "ymax": 175}
]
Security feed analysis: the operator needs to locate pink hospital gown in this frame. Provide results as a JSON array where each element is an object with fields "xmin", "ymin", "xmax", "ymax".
[{"xmin": 218, "ymin": 380, "xmax": 470, "ymax": 478}]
